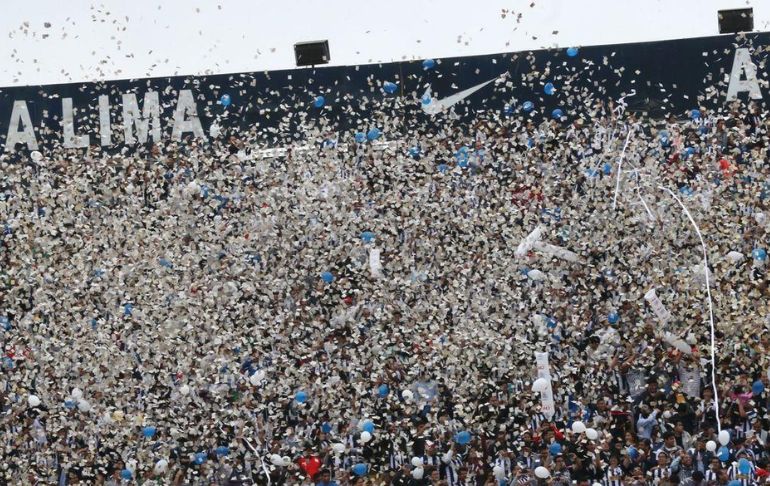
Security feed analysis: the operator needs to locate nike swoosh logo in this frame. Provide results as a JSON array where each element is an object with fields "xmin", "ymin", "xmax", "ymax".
[{"xmin": 421, "ymin": 73, "xmax": 507, "ymax": 115}]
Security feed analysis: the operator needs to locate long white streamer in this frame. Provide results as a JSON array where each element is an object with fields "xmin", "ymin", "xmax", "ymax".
[
  {"xmin": 612, "ymin": 130, "xmax": 634, "ymax": 210},
  {"xmin": 657, "ymin": 185, "xmax": 721, "ymax": 432}
]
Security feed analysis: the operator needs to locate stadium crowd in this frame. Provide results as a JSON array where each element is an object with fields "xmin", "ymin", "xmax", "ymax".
[{"xmin": 1, "ymin": 94, "xmax": 769, "ymax": 486}]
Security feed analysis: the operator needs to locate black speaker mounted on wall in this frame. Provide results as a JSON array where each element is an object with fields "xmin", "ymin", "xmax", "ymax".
[
  {"xmin": 718, "ymin": 8, "xmax": 754, "ymax": 34},
  {"xmin": 294, "ymin": 40, "xmax": 330, "ymax": 67}
]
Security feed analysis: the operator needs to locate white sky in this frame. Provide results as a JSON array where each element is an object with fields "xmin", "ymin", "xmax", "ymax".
[{"xmin": 1, "ymin": 0, "xmax": 767, "ymax": 88}]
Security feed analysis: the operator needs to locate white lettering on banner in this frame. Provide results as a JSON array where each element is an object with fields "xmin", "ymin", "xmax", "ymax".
[
  {"xmin": 122, "ymin": 91, "xmax": 161, "ymax": 144},
  {"xmin": 534, "ymin": 351, "xmax": 555, "ymax": 419},
  {"xmin": 98, "ymin": 94, "xmax": 112, "ymax": 147},
  {"xmin": 171, "ymin": 89, "xmax": 205, "ymax": 141},
  {"xmin": 726, "ymin": 48, "xmax": 763, "ymax": 101},
  {"xmin": 4, "ymin": 100, "xmax": 38, "ymax": 151},
  {"xmin": 62, "ymin": 98, "xmax": 90, "ymax": 149}
]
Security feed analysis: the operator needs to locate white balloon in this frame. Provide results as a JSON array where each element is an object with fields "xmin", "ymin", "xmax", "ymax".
[
  {"xmin": 270, "ymin": 454, "xmax": 283, "ymax": 466},
  {"xmin": 493, "ymin": 465, "xmax": 505, "ymax": 479},
  {"xmin": 585, "ymin": 428, "xmax": 598, "ymax": 440},
  {"xmin": 332, "ymin": 443, "xmax": 346, "ymax": 454},
  {"xmin": 360, "ymin": 431, "xmax": 372, "ymax": 443},
  {"xmin": 706, "ymin": 440, "xmax": 717, "ymax": 452},
  {"xmin": 718, "ymin": 430, "xmax": 730, "ymax": 446},
  {"xmin": 411, "ymin": 457, "xmax": 423, "ymax": 468},
  {"xmin": 532, "ymin": 378, "xmax": 548, "ymax": 392},
  {"xmin": 412, "ymin": 467, "xmax": 424, "ymax": 480},
  {"xmin": 30, "ymin": 151, "xmax": 43, "ymax": 162},
  {"xmin": 78, "ymin": 400, "xmax": 91, "ymax": 413},
  {"xmin": 71, "ymin": 388, "xmax": 83, "ymax": 400},
  {"xmin": 402, "ymin": 390, "xmax": 414, "ymax": 401},
  {"xmin": 154, "ymin": 459, "xmax": 169, "ymax": 474},
  {"xmin": 527, "ymin": 269, "xmax": 546, "ymax": 281},
  {"xmin": 249, "ymin": 370, "xmax": 266, "ymax": 386},
  {"xmin": 534, "ymin": 466, "xmax": 550, "ymax": 479},
  {"xmin": 27, "ymin": 395, "xmax": 41, "ymax": 408},
  {"xmin": 571, "ymin": 421, "xmax": 586, "ymax": 434},
  {"xmin": 281, "ymin": 456, "xmax": 292, "ymax": 467},
  {"xmin": 179, "ymin": 384, "xmax": 190, "ymax": 396},
  {"xmin": 726, "ymin": 250, "xmax": 744, "ymax": 263}
]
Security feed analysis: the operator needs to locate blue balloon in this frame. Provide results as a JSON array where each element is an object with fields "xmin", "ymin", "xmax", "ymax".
[
  {"xmin": 121, "ymin": 469, "xmax": 133, "ymax": 480},
  {"xmin": 422, "ymin": 59, "xmax": 436, "ymax": 70},
  {"xmin": 352, "ymin": 463, "xmax": 369, "ymax": 476},
  {"xmin": 159, "ymin": 258, "xmax": 173, "ymax": 269},
  {"xmin": 566, "ymin": 47, "xmax": 579, "ymax": 57},
  {"xmin": 421, "ymin": 94, "xmax": 432, "ymax": 106},
  {"xmin": 408, "ymin": 146, "xmax": 420, "ymax": 157},
  {"xmin": 313, "ymin": 96, "xmax": 325, "ymax": 108},
  {"xmin": 295, "ymin": 390, "xmax": 308, "ymax": 403},
  {"xmin": 603, "ymin": 163, "xmax": 613, "ymax": 175},
  {"xmin": 608, "ymin": 312, "xmax": 620, "ymax": 324},
  {"xmin": 738, "ymin": 458, "xmax": 751, "ymax": 475},
  {"xmin": 455, "ymin": 431, "xmax": 472, "ymax": 445},
  {"xmin": 321, "ymin": 272, "xmax": 334, "ymax": 284},
  {"xmin": 64, "ymin": 400, "xmax": 77, "ymax": 409},
  {"xmin": 378, "ymin": 384, "xmax": 389, "ymax": 397},
  {"xmin": 361, "ymin": 231, "xmax": 375, "ymax": 243},
  {"xmin": 552, "ymin": 108, "xmax": 563, "ymax": 119},
  {"xmin": 123, "ymin": 303, "xmax": 133, "ymax": 316},
  {"xmin": 718, "ymin": 446, "xmax": 730, "ymax": 462},
  {"xmin": 216, "ymin": 446, "xmax": 230, "ymax": 456},
  {"xmin": 549, "ymin": 442, "xmax": 562, "ymax": 456},
  {"xmin": 383, "ymin": 81, "xmax": 398, "ymax": 94},
  {"xmin": 691, "ymin": 109, "xmax": 701, "ymax": 120},
  {"xmin": 627, "ymin": 446, "xmax": 639, "ymax": 460},
  {"xmin": 544, "ymin": 82, "xmax": 555, "ymax": 95},
  {"xmin": 586, "ymin": 168, "xmax": 599, "ymax": 178},
  {"xmin": 355, "ymin": 132, "xmax": 366, "ymax": 143},
  {"xmin": 546, "ymin": 317, "xmax": 557, "ymax": 329},
  {"xmin": 679, "ymin": 186, "xmax": 693, "ymax": 196},
  {"xmin": 455, "ymin": 146, "xmax": 470, "ymax": 165},
  {"xmin": 522, "ymin": 101, "xmax": 534, "ymax": 112},
  {"xmin": 437, "ymin": 163, "xmax": 449, "ymax": 174},
  {"xmin": 322, "ymin": 422, "xmax": 333, "ymax": 433},
  {"xmin": 752, "ymin": 380, "xmax": 765, "ymax": 395},
  {"xmin": 728, "ymin": 481, "xmax": 742, "ymax": 486},
  {"xmin": 142, "ymin": 426, "xmax": 157, "ymax": 438},
  {"xmin": 503, "ymin": 104, "xmax": 514, "ymax": 116},
  {"xmin": 361, "ymin": 419, "xmax": 375, "ymax": 433},
  {"xmin": 366, "ymin": 128, "xmax": 381, "ymax": 141},
  {"xmin": 195, "ymin": 452, "xmax": 207, "ymax": 465},
  {"xmin": 220, "ymin": 94, "xmax": 231, "ymax": 107},
  {"xmin": 753, "ymin": 248, "xmax": 767, "ymax": 261}
]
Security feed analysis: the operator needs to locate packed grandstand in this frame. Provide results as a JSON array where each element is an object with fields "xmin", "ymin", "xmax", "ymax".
[{"xmin": 1, "ymin": 30, "xmax": 770, "ymax": 486}]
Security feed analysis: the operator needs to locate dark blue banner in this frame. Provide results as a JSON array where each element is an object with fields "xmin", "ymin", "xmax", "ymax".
[{"xmin": 0, "ymin": 32, "xmax": 768, "ymax": 154}]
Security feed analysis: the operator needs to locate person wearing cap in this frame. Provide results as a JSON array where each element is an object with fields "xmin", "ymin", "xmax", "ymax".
[{"xmin": 648, "ymin": 450, "xmax": 672, "ymax": 484}]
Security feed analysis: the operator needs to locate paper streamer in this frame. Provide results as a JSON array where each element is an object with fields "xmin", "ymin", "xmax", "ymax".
[
  {"xmin": 644, "ymin": 288, "xmax": 672, "ymax": 323},
  {"xmin": 369, "ymin": 248, "xmax": 383, "ymax": 279},
  {"xmin": 515, "ymin": 226, "xmax": 543, "ymax": 258},
  {"xmin": 612, "ymin": 130, "xmax": 634, "ymax": 210},
  {"xmin": 534, "ymin": 351, "xmax": 555, "ymax": 419},
  {"xmin": 657, "ymin": 185, "xmax": 721, "ymax": 432},
  {"xmin": 533, "ymin": 241, "xmax": 581, "ymax": 263}
]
